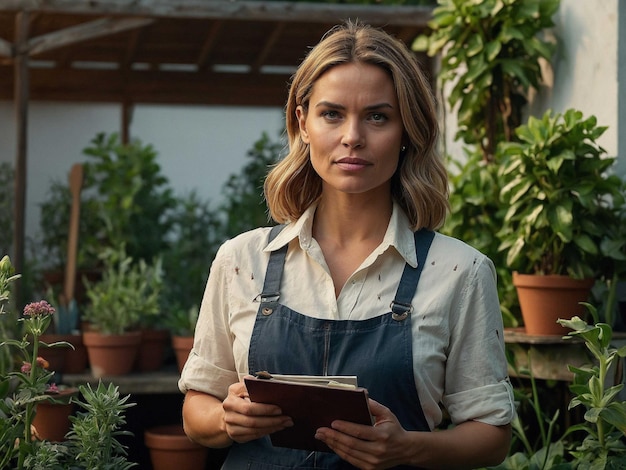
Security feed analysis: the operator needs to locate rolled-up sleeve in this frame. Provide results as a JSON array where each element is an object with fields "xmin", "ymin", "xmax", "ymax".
[
  {"xmin": 178, "ymin": 241, "xmax": 239, "ymax": 399},
  {"xmin": 442, "ymin": 256, "xmax": 516, "ymax": 426}
]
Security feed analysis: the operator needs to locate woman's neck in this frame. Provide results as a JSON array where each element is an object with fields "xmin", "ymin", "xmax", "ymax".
[{"xmin": 312, "ymin": 192, "xmax": 393, "ymax": 247}]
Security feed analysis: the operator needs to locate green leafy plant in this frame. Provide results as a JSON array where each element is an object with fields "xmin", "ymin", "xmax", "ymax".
[
  {"xmin": 494, "ymin": 351, "xmax": 569, "ymax": 470},
  {"xmin": 38, "ymin": 180, "xmax": 102, "ymax": 272},
  {"xmin": 39, "ymin": 133, "xmax": 177, "ymax": 273},
  {"xmin": 0, "ymin": 255, "xmax": 21, "ymax": 379},
  {"xmin": 160, "ymin": 191, "xmax": 222, "ymax": 324},
  {"xmin": 492, "ymin": 306, "xmax": 626, "ymax": 470},
  {"xmin": 413, "ymin": 0, "xmax": 558, "ymax": 161},
  {"xmin": 218, "ymin": 131, "xmax": 282, "ymax": 237},
  {"xmin": 64, "ymin": 382, "xmax": 137, "ymax": 470},
  {"xmin": 497, "ymin": 108, "xmax": 626, "ymax": 279},
  {"xmin": 443, "ymin": 149, "xmax": 519, "ymax": 326},
  {"xmin": 166, "ymin": 305, "xmax": 199, "ymax": 338},
  {"xmin": 82, "ymin": 133, "xmax": 177, "ymax": 264},
  {"xmin": 558, "ymin": 309, "xmax": 626, "ymax": 469},
  {"xmin": 83, "ymin": 247, "xmax": 163, "ymax": 335}
]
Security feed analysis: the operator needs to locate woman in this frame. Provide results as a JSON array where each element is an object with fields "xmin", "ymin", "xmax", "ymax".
[{"xmin": 179, "ymin": 22, "xmax": 515, "ymax": 469}]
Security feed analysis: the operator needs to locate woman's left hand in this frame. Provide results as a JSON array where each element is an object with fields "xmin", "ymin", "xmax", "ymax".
[{"xmin": 314, "ymin": 399, "xmax": 414, "ymax": 469}]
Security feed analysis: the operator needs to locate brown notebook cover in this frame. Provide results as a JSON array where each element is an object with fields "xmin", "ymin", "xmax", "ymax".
[{"xmin": 244, "ymin": 375, "xmax": 373, "ymax": 452}]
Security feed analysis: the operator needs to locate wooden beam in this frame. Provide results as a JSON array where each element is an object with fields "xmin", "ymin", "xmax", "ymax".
[
  {"xmin": 196, "ymin": 20, "xmax": 222, "ymax": 71},
  {"xmin": 0, "ymin": 66, "xmax": 290, "ymax": 106},
  {"xmin": 13, "ymin": 10, "xmax": 29, "ymax": 302},
  {"xmin": 27, "ymin": 17, "xmax": 154, "ymax": 56},
  {"xmin": 0, "ymin": 1, "xmax": 432, "ymax": 27},
  {"xmin": 252, "ymin": 21, "xmax": 285, "ymax": 73},
  {"xmin": 122, "ymin": 26, "xmax": 143, "ymax": 70}
]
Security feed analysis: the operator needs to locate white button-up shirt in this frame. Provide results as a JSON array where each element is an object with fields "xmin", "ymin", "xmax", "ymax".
[{"xmin": 179, "ymin": 203, "xmax": 515, "ymax": 430}]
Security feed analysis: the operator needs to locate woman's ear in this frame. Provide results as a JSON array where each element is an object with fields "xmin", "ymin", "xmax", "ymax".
[{"xmin": 296, "ymin": 105, "xmax": 310, "ymax": 144}]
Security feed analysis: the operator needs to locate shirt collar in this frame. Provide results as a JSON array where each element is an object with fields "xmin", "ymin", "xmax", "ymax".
[{"xmin": 264, "ymin": 201, "xmax": 418, "ymax": 268}]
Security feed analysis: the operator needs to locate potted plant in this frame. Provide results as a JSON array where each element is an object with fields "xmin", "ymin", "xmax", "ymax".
[
  {"xmin": 167, "ymin": 306, "xmax": 199, "ymax": 373},
  {"xmin": 82, "ymin": 246, "xmax": 163, "ymax": 377},
  {"xmin": 496, "ymin": 109, "xmax": 626, "ymax": 335},
  {"xmin": 0, "ymin": 255, "xmax": 137, "ymax": 469}
]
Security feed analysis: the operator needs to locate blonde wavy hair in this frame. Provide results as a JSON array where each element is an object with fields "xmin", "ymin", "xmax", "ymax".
[{"xmin": 264, "ymin": 21, "xmax": 449, "ymax": 230}]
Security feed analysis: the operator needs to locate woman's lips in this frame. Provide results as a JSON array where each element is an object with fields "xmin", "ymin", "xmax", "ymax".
[{"xmin": 335, "ymin": 157, "xmax": 371, "ymax": 171}]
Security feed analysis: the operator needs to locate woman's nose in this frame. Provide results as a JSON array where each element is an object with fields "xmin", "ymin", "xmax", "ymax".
[{"xmin": 341, "ymin": 119, "xmax": 364, "ymax": 149}]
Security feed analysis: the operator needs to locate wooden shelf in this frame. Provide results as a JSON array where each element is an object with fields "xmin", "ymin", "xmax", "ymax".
[
  {"xmin": 62, "ymin": 366, "xmax": 181, "ymax": 395},
  {"xmin": 504, "ymin": 327, "xmax": 626, "ymax": 382},
  {"xmin": 505, "ymin": 331, "xmax": 586, "ymax": 381}
]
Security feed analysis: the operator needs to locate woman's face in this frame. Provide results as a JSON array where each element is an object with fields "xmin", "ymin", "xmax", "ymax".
[{"xmin": 296, "ymin": 62, "xmax": 404, "ymax": 198}]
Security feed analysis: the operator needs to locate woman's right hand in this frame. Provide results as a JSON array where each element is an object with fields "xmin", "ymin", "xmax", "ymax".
[{"xmin": 222, "ymin": 379, "xmax": 294, "ymax": 443}]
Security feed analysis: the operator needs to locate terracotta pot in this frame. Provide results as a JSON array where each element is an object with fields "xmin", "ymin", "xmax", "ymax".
[
  {"xmin": 135, "ymin": 328, "xmax": 170, "ymax": 372},
  {"xmin": 172, "ymin": 335, "xmax": 193, "ymax": 373},
  {"xmin": 32, "ymin": 388, "xmax": 79, "ymax": 442},
  {"xmin": 39, "ymin": 333, "xmax": 88, "ymax": 374},
  {"xmin": 39, "ymin": 334, "xmax": 68, "ymax": 373},
  {"xmin": 513, "ymin": 272, "xmax": 595, "ymax": 336},
  {"xmin": 63, "ymin": 333, "xmax": 89, "ymax": 374},
  {"xmin": 145, "ymin": 424, "xmax": 208, "ymax": 470},
  {"xmin": 83, "ymin": 330, "xmax": 142, "ymax": 377}
]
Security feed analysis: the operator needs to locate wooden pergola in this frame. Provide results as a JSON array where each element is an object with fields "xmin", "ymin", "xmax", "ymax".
[{"xmin": 0, "ymin": 0, "xmax": 434, "ymax": 279}]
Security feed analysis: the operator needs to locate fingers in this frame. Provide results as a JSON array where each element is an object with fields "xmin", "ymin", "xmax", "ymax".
[
  {"xmin": 222, "ymin": 379, "xmax": 293, "ymax": 443},
  {"xmin": 314, "ymin": 400, "xmax": 407, "ymax": 469}
]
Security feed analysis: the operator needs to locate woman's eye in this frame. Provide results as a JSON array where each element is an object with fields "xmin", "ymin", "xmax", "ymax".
[
  {"xmin": 370, "ymin": 113, "xmax": 388, "ymax": 122},
  {"xmin": 321, "ymin": 110, "xmax": 340, "ymax": 120}
]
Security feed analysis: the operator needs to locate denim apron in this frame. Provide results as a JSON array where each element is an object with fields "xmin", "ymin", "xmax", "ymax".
[{"xmin": 221, "ymin": 227, "xmax": 435, "ymax": 469}]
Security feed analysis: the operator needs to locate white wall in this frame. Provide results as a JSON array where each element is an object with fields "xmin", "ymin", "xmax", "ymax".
[
  {"xmin": 529, "ymin": 0, "xmax": 619, "ymax": 164},
  {"xmin": 0, "ymin": 102, "xmax": 284, "ymax": 246}
]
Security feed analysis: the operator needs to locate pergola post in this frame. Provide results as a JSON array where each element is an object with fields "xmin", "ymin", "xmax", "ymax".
[{"xmin": 13, "ymin": 10, "xmax": 29, "ymax": 305}]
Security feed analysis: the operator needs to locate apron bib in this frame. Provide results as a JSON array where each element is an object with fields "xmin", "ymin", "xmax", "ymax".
[{"xmin": 222, "ymin": 228, "xmax": 434, "ymax": 469}]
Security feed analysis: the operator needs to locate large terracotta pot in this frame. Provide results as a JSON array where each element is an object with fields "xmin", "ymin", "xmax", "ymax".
[
  {"xmin": 513, "ymin": 272, "xmax": 595, "ymax": 336},
  {"xmin": 145, "ymin": 424, "xmax": 208, "ymax": 470},
  {"xmin": 135, "ymin": 328, "xmax": 170, "ymax": 372},
  {"xmin": 172, "ymin": 335, "xmax": 193, "ymax": 373},
  {"xmin": 83, "ymin": 330, "xmax": 142, "ymax": 377},
  {"xmin": 32, "ymin": 388, "xmax": 79, "ymax": 442}
]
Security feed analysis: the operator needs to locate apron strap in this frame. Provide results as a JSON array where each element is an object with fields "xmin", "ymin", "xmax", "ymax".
[
  {"xmin": 391, "ymin": 229, "xmax": 435, "ymax": 320},
  {"xmin": 259, "ymin": 224, "xmax": 287, "ymax": 305}
]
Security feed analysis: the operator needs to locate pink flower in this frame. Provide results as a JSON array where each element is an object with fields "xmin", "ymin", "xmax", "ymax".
[
  {"xmin": 22, "ymin": 300, "xmax": 55, "ymax": 317},
  {"xmin": 46, "ymin": 383, "xmax": 59, "ymax": 393},
  {"xmin": 21, "ymin": 362, "xmax": 31, "ymax": 374}
]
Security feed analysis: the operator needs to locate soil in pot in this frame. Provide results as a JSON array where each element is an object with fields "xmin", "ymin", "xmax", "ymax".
[{"xmin": 145, "ymin": 424, "xmax": 208, "ymax": 470}]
